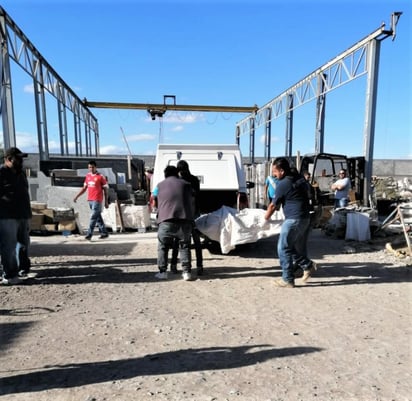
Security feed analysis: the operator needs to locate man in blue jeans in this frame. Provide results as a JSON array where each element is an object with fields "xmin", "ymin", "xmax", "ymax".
[
  {"xmin": 264, "ymin": 158, "xmax": 317, "ymax": 288},
  {"xmin": 73, "ymin": 160, "xmax": 109, "ymax": 240}
]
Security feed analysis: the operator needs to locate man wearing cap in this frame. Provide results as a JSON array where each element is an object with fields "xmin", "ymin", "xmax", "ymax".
[{"xmin": 0, "ymin": 147, "xmax": 32, "ymax": 285}]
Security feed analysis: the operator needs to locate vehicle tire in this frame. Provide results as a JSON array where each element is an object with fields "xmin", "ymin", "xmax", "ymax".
[{"xmin": 204, "ymin": 239, "xmax": 222, "ymax": 255}]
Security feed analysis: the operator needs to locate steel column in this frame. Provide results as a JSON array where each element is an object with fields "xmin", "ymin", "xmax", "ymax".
[
  {"xmin": 57, "ymin": 83, "xmax": 69, "ymax": 155},
  {"xmin": 315, "ymin": 73, "xmax": 327, "ymax": 153},
  {"xmin": 235, "ymin": 125, "xmax": 241, "ymax": 146},
  {"xmin": 363, "ymin": 39, "xmax": 381, "ymax": 205},
  {"xmin": 33, "ymin": 78, "xmax": 49, "ymax": 160},
  {"xmin": 74, "ymin": 112, "xmax": 82, "ymax": 156},
  {"xmin": 249, "ymin": 117, "xmax": 255, "ymax": 164},
  {"xmin": 264, "ymin": 107, "xmax": 272, "ymax": 161},
  {"xmin": 285, "ymin": 94, "xmax": 293, "ymax": 157},
  {"xmin": 0, "ymin": 13, "xmax": 15, "ymax": 149}
]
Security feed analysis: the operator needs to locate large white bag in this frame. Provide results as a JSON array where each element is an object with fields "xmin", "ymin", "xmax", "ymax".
[{"xmin": 196, "ymin": 206, "xmax": 284, "ymax": 254}]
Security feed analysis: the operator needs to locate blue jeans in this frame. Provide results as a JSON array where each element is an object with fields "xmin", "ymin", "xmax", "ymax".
[
  {"xmin": 87, "ymin": 201, "xmax": 108, "ymax": 236},
  {"xmin": 0, "ymin": 218, "xmax": 30, "ymax": 279},
  {"xmin": 277, "ymin": 217, "xmax": 312, "ymax": 284},
  {"xmin": 334, "ymin": 197, "xmax": 348, "ymax": 209},
  {"xmin": 157, "ymin": 221, "xmax": 192, "ymax": 273}
]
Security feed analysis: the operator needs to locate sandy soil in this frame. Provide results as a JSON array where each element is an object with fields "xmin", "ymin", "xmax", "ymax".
[{"xmin": 0, "ymin": 229, "xmax": 411, "ymax": 401}]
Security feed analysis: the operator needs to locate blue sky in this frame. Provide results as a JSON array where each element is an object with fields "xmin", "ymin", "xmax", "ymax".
[{"xmin": 1, "ymin": 0, "xmax": 411, "ymax": 159}]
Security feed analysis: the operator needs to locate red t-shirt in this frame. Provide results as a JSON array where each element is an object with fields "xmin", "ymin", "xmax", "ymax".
[{"xmin": 84, "ymin": 172, "xmax": 108, "ymax": 202}]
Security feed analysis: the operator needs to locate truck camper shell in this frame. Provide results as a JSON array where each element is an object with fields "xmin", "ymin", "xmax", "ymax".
[{"xmin": 151, "ymin": 144, "xmax": 251, "ymax": 214}]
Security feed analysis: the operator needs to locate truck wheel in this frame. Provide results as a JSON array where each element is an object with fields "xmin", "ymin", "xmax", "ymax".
[{"xmin": 205, "ymin": 239, "xmax": 222, "ymax": 255}]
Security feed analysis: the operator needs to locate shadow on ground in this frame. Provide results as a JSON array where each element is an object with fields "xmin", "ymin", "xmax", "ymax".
[{"xmin": 0, "ymin": 344, "xmax": 322, "ymax": 395}]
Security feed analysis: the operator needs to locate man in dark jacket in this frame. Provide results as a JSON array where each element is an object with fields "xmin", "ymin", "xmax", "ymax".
[
  {"xmin": 155, "ymin": 165, "xmax": 194, "ymax": 281},
  {"xmin": 0, "ymin": 147, "xmax": 32, "ymax": 285},
  {"xmin": 264, "ymin": 158, "xmax": 317, "ymax": 288}
]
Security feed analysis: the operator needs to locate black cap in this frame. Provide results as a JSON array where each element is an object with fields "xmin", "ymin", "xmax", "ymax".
[{"xmin": 5, "ymin": 147, "xmax": 28, "ymax": 158}]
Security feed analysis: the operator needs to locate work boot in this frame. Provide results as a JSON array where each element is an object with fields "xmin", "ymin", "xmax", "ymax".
[
  {"xmin": 274, "ymin": 278, "xmax": 295, "ymax": 288},
  {"xmin": 302, "ymin": 261, "xmax": 317, "ymax": 282}
]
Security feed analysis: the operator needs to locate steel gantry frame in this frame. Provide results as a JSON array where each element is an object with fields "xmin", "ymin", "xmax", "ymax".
[
  {"xmin": 236, "ymin": 12, "xmax": 402, "ymax": 205},
  {"xmin": 0, "ymin": 6, "xmax": 99, "ymax": 160},
  {"xmin": 83, "ymin": 95, "xmax": 257, "ymax": 119}
]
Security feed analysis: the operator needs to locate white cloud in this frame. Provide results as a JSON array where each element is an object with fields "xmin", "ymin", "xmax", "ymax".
[
  {"xmin": 22, "ymin": 82, "xmax": 82, "ymax": 96},
  {"xmin": 15, "ymin": 131, "xmax": 38, "ymax": 152},
  {"xmin": 24, "ymin": 84, "xmax": 34, "ymax": 94},
  {"xmin": 171, "ymin": 125, "xmax": 184, "ymax": 132},
  {"xmin": 259, "ymin": 134, "xmax": 281, "ymax": 144},
  {"xmin": 100, "ymin": 145, "xmax": 127, "ymax": 155}
]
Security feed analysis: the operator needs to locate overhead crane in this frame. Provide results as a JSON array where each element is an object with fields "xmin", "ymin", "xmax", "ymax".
[{"xmin": 83, "ymin": 95, "xmax": 258, "ymax": 120}]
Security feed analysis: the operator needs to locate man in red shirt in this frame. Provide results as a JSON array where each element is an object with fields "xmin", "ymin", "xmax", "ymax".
[{"xmin": 73, "ymin": 160, "xmax": 109, "ymax": 240}]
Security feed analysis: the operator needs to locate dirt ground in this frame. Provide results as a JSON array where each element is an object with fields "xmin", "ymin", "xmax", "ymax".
[{"xmin": 0, "ymin": 228, "xmax": 411, "ymax": 401}]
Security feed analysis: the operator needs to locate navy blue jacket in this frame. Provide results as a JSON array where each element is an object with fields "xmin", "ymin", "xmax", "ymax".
[{"xmin": 272, "ymin": 174, "xmax": 311, "ymax": 219}]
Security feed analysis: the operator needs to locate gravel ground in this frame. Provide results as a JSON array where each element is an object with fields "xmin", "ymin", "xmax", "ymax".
[{"xmin": 0, "ymin": 228, "xmax": 411, "ymax": 401}]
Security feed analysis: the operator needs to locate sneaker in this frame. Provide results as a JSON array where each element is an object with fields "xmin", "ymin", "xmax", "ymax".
[
  {"xmin": 2, "ymin": 276, "xmax": 23, "ymax": 285},
  {"xmin": 170, "ymin": 265, "xmax": 179, "ymax": 274},
  {"xmin": 273, "ymin": 278, "xmax": 295, "ymax": 288},
  {"xmin": 182, "ymin": 272, "xmax": 192, "ymax": 281},
  {"xmin": 155, "ymin": 272, "xmax": 168, "ymax": 279},
  {"xmin": 99, "ymin": 234, "xmax": 109, "ymax": 239},
  {"xmin": 302, "ymin": 261, "xmax": 317, "ymax": 283},
  {"xmin": 85, "ymin": 234, "xmax": 92, "ymax": 240},
  {"xmin": 19, "ymin": 271, "xmax": 38, "ymax": 279}
]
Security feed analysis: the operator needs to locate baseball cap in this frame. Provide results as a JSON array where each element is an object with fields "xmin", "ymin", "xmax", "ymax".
[{"xmin": 4, "ymin": 147, "xmax": 28, "ymax": 158}]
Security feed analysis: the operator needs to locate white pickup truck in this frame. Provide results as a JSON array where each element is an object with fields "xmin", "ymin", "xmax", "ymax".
[{"xmin": 151, "ymin": 143, "xmax": 253, "ymax": 214}]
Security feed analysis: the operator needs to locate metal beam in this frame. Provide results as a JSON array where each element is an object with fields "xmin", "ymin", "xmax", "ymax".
[{"xmin": 83, "ymin": 99, "xmax": 258, "ymax": 114}]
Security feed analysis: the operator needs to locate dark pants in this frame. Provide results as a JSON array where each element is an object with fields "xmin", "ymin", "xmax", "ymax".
[
  {"xmin": 171, "ymin": 226, "xmax": 203, "ymax": 268},
  {"xmin": 157, "ymin": 220, "xmax": 192, "ymax": 273}
]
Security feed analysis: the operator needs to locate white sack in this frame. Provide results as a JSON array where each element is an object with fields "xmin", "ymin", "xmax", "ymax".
[
  {"xmin": 195, "ymin": 206, "xmax": 284, "ymax": 254},
  {"xmin": 345, "ymin": 212, "xmax": 371, "ymax": 241}
]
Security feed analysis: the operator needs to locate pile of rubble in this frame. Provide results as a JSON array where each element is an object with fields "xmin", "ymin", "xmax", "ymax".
[{"xmin": 371, "ymin": 176, "xmax": 412, "ymax": 202}]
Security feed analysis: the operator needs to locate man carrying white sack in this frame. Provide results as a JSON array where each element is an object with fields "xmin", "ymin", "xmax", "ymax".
[
  {"xmin": 264, "ymin": 157, "xmax": 317, "ymax": 288},
  {"xmin": 195, "ymin": 205, "xmax": 285, "ymax": 255}
]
